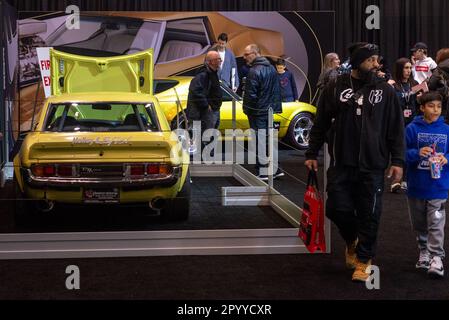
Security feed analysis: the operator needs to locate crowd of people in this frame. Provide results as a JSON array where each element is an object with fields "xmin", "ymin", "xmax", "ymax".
[
  {"xmin": 186, "ymin": 33, "xmax": 293, "ymax": 180},
  {"xmin": 185, "ymin": 35, "xmax": 449, "ymax": 282},
  {"xmin": 309, "ymin": 41, "xmax": 449, "ymax": 282}
]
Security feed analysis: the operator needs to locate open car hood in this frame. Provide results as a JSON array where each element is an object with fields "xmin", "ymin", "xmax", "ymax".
[{"xmin": 50, "ymin": 48, "xmax": 154, "ymax": 96}]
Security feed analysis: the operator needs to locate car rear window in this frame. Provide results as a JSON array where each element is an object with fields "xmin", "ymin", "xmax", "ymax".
[
  {"xmin": 44, "ymin": 102, "xmax": 160, "ymax": 132},
  {"xmin": 153, "ymin": 79, "xmax": 179, "ymax": 94}
]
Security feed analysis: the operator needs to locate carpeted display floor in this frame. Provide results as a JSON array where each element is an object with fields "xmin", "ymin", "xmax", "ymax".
[{"xmin": 0, "ymin": 150, "xmax": 448, "ymax": 299}]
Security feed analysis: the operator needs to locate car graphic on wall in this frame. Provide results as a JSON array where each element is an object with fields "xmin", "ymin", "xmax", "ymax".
[{"xmin": 18, "ymin": 12, "xmax": 286, "ymax": 132}]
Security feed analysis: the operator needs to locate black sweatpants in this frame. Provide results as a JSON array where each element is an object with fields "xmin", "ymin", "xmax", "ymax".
[{"xmin": 326, "ymin": 166, "xmax": 384, "ymax": 262}]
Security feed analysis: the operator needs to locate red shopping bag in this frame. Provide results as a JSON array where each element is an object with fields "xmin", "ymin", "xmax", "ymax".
[{"xmin": 298, "ymin": 170, "xmax": 326, "ymax": 253}]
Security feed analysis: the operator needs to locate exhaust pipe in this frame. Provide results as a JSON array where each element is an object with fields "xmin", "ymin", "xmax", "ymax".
[
  {"xmin": 149, "ymin": 197, "xmax": 166, "ymax": 210},
  {"xmin": 37, "ymin": 200, "xmax": 55, "ymax": 213}
]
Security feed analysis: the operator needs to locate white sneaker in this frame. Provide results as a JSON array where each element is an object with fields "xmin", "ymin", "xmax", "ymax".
[
  {"xmin": 401, "ymin": 181, "xmax": 407, "ymax": 190},
  {"xmin": 416, "ymin": 251, "xmax": 430, "ymax": 270},
  {"xmin": 428, "ymin": 256, "xmax": 444, "ymax": 278},
  {"xmin": 274, "ymin": 170, "xmax": 285, "ymax": 178}
]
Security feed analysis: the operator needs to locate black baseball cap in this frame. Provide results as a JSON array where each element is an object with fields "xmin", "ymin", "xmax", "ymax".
[{"xmin": 411, "ymin": 42, "xmax": 428, "ymax": 52}]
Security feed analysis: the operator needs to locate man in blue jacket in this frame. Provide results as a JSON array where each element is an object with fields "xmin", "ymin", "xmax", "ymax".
[
  {"xmin": 242, "ymin": 44, "xmax": 283, "ymax": 180},
  {"xmin": 212, "ymin": 33, "xmax": 240, "ymax": 93}
]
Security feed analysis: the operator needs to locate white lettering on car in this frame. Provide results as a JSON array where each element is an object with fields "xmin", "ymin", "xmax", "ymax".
[{"xmin": 72, "ymin": 137, "xmax": 131, "ymax": 146}]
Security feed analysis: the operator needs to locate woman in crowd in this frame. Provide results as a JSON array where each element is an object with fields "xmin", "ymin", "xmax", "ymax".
[
  {"xmin": 316, "ymin": 52, "xmax": 340, "ymax": 91},
  {"xmin": 389, "ymin": 57, "xmax": 419, "ymax": 193}
]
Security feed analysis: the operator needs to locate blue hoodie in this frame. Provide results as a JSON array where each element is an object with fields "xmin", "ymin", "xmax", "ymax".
[
  {"xmin": 406, "ymin": 116, "xmax": 449, "ymax": 199},
  {"xmin": 277, "ymin": 70, "xmax": 298, "ymax": 102}
]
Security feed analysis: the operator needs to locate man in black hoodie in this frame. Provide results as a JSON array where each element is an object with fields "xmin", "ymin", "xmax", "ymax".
[
  {"xmin": 305, "ymin": 43, "xmax": 405, "ymax": 282},
  {"xmin": 187, "ymin": 50, "xmax": 223, "ymax": 153},
  {"xmin": 242, "ymin": 44, "xmax": 282, "ymax": 180}
]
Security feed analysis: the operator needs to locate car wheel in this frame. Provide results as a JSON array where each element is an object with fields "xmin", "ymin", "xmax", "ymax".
[
  {"xmin": 13, "ymin": 176, "xmax": 32, "ymax": 226},
  {"xmin": 286, "ymin": 112, "xmax": 314, "ymax": 150},
  {"xmin": 162, "ymin": 170, "xmax": 191, "ymax": 221}
]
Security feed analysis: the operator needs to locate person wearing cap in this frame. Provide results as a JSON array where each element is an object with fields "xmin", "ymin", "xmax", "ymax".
[
  {"xmin": 305, "ymin": 42, "xmax": 405, "ymax": 282},
  {"xmin": 411, "ymin": 42, "xmax": 437, "ymax": 84}
]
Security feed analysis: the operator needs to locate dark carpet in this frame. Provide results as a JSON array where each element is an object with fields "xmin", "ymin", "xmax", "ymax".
[
  {"xmin": 0, "ymin": 150, "xmax": 449, "ymax": 299},
  {"xmin": 0, "ymin": 177, "xmax": 291, "ymax": 233}
]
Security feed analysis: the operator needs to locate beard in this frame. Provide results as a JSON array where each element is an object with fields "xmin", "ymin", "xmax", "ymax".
[{"xmin": 356, "ymin": 67, "xmax": 377, "ymax": 83}]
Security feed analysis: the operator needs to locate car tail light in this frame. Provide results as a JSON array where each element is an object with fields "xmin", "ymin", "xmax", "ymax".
[
  {"xmin": 57, "ymin": 165, "xmax": 74, "ymax": 177},
  {"xmin": 146, "ymin": 164, "xmax": 173, "ymax": 175},
  {"xmin": 125, "ymin": 163, "xmax": 173, "ymax": 177},
  {"xmin": 31, "ymin": 164, "xmax": 56, "ymax": 177},
  {"xmin": 147, "ymin": 164, "xmax": 159, "ymax": 175},
  {"xmin": 130, "ymin": 164, "xmax": 145, "ymax": 176},
  {"xmin": 159, "ymin": 164, "xmax": 172, "ymax": 175}
]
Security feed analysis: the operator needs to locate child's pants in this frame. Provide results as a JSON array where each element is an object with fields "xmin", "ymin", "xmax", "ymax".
[{"xmin": 407, "ymin": 197, "xmax": 446, "ymax": 258}]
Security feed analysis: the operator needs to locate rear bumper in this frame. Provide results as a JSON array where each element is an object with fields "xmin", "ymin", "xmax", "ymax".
[
  {"xmin": 20, "ymin": 179, "xmax": 183, "ymax": 204},
  {"xmin": 22, "ymin": 166, "xmax": 181, "ymax": 189},
  {"xmin": 19, "ymin": 165, "xmax": 185, "ymax": 203}
]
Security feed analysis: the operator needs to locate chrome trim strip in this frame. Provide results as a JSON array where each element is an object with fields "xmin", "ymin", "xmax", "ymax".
[{"xmin": 25, "ymin": 166, "xmax": 181, "ymax": 187}]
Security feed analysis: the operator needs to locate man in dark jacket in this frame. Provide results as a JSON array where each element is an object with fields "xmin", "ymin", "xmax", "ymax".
[
  {"xmin": 305, "ymin": 43, "xmax": 405, "ymax": 282},
  {"xmin": 187, "ymin": 50, "xmax": 223, "ymax": 153},
  {"xmin": 242, "ymin": 44, "xmax": 282, "ymax": 179}
]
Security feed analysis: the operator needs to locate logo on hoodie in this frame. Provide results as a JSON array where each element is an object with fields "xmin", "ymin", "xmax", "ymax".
[
  {"xmin": 340, "ymin": 88, "xmax": 354, "ymax": 102},
  {"xmin": 368, "ymin": 90, "xmax": 383, "ymax": 104},
  {"xmin": 417, "ymin": 132, "xmax": 447, "ymax": 170}
]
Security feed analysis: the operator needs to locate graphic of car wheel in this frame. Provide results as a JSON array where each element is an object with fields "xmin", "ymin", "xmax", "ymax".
[{"xmin": 286, "ymin": 112, "xmax": 314, "ymax": 150}]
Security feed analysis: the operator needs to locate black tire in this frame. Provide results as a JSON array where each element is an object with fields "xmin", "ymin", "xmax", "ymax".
[
  {"xmin": 285, "ymin": 112, "xmax": 314, "ymax": 150},
  {"xmin": 13, "ymin": 176, "xmax": 33, "ymax": 226},
  {"xmin": 162, "ymin": 170, "xmax": 191, "ymax": 221}
]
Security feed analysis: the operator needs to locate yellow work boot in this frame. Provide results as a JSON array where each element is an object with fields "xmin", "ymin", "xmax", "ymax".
[
  {"xmin": 352, "ymin": 259, "xmax": 372, "ymax": 282},
  {"xmin": 345, "ymin": 239, "xmax": 358, "ymax": 269}
]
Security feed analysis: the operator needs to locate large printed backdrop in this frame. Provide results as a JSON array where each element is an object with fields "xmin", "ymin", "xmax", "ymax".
[{"xmin": 14, "ymin": 11, "xmax": 333, "ymax": 133}]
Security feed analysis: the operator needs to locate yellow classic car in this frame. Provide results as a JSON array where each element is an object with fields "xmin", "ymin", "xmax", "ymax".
[
  {"xmin": 154, "ymin": 77, "xmax": 316, "ymax": 150},
  {"xmin": 13, "ymin": 49, "xmax": 190, "ymax": 222}
]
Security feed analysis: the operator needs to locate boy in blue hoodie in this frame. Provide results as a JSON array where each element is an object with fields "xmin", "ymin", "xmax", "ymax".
[
  {"xmin": 275, "ymin": 58, "xmax": 298, "ymax": 102},
  {"xmin": 406, "ymin": 91, "xmax": 449, "ymax": 278}
]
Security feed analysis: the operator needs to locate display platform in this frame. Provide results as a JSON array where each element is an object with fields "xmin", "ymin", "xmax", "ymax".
[
  {"xmin": 0, "ymin": 176, "xmax": 292, "ymax": 233},
  {"xmin": 0, "ymin": 150, "xmax": 329, "ymax": 259}
]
